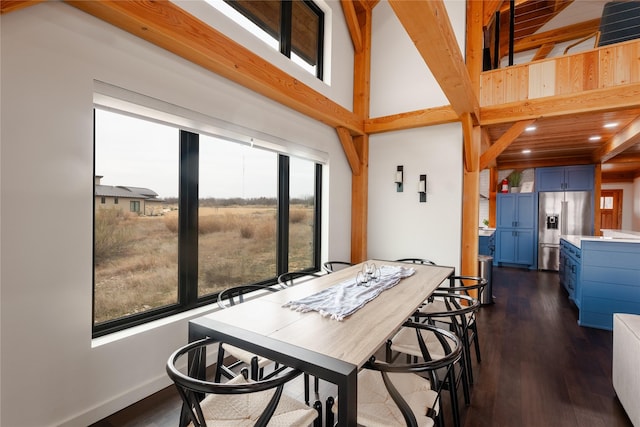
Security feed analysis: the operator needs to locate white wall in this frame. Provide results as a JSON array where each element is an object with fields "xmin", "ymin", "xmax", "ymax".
[
  {"xmin": 0, "ymin": 2, "xmax": 353, "ymax": 426},
  {"xmin": 368, "ymin": 125, "xmax": 463, "ymax": 267},
  {"xmin": 367, "ymin": 1, "xmax": 466, "ymax": 271}
]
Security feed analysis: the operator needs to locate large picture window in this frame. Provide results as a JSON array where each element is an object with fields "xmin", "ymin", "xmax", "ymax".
[{"xmin": 93, "ymin": 107, "xmax": 321, "ymax": 336}]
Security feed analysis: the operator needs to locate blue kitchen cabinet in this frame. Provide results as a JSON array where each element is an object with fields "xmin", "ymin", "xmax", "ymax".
[
  {"xmin": 495, "ymin": 193, "xmax": 536, "ymax": 267},
  {"xmin": 560, "ymin": 238, "xmax": 640, "ymax": 330},
  {"xmin": 496, "ymin": 228, "xmax": 534, "ymax": 265},
  {"xmin": 496, "ymin": 193, "xmax": 535, "ymax": 228},
  {"xmin": 536, "ymin": 165, "xmax": 594, "ymax": 192},
  {"xmin": 559, "ymin": 239, "xmax": 582, "ymax": 307},
  {"xmin": 479, "ymin": 230, "xmax": 495, "ymax": 256}
]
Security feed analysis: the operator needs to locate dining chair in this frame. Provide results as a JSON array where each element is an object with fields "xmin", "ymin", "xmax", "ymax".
[
  {"xmin": 420, "ymin": 275, "xmax": 488, "ymax": 385},
  {"xmin": 277, "ymin": 271, "xmax": 323, "ymax": 288},
  {"xmin": 327, "ymin": 322, "xmax": 463, "ymax": 427},
  {"xmin": 322, "ymin": 261, "xmax": 353, "ymax": 273},
  {"xmin": 215, "ymin": 284, "xmax": 283, "ymax": 383},
  {"xmin": 395, "ymin": 257, "xmax": 438, "ymax": 266},
  {"xmin": 166, "ymin": 336, "xmax": 321, "ymax": 427},
  {"xmin": 388, "ymin": 292, "xmax": 480, "ymax": 416}
]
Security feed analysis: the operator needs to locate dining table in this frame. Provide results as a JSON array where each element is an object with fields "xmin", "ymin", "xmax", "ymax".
[{"xmin": 186, "ymin": 259, "xmax": 454, "ymax": 426}]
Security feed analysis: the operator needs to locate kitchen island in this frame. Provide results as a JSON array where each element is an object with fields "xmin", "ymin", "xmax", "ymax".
[{"xmin": 560, "ymin": 234, "xmax": 640, "ymax": 330}]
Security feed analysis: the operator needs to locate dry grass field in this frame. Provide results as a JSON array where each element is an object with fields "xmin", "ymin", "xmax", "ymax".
[{"xmin": 94, "ymin": 205, "xmax": 314, "ymax": 324}]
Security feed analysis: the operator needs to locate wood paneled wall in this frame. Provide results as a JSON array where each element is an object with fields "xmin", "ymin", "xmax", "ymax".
[{"xmin": 480, "ymin": 39, "xmax": 640, "ymax": 106}]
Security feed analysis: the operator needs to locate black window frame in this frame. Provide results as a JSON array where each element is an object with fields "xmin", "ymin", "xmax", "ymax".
[
  {"xmin": 92, "ymin": 115, "xmax": 322, "ymax": 338},
  {"xmin": 224, "ymin": 0, "xmax": 324, "ymax": 80}
]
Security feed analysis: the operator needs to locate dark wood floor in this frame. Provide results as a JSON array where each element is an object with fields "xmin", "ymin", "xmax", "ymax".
[{"xmin": 92, "ymin": 267, "xmax": 633, "ymax": 427}]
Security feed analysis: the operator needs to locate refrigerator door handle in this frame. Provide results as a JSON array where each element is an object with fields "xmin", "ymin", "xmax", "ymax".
[{"xmin": 560, "ymin": 200, "xmax": 568, "ymax": 235}]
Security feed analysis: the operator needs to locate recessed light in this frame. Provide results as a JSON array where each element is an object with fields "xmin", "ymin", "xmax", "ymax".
[
  {"xmin": 525, "ymin": 126, "xmax": 537, "ymax": 132},
  {"xmin": 589, "ymin": 136, "xmax": 602, "ymax": 142},
  {"xmin": 603, "ymin": 122, "xmax": 619, "ymax": 128},
  {"xmin": 522, "ymin": 149, "xmax": 531, "ymax": 154}
]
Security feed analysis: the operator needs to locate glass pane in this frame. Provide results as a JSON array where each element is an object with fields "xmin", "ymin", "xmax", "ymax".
[
  {"xmin": 288, "ymin": 157, "xmax": 316, "ymax": 271},
  {"xmin": 217, "ymin": 0, "xmax": 280, "ymax": 50},
  {"xmin": 198, "ymin": 136, "xmax": 278, "ymax": 298},
  {"xmin": 603, "ymin": 196, "xmax": 614, "ymax": 209},
  {"xmin": 94, "ymin": 109, "xmax": 179, "ymax": 325},
  {"xmin": 291, "ymin": 0, "xmax": 320, "ymax": 67}
]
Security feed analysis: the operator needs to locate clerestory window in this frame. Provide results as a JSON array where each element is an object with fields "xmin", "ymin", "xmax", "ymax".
[{"xmin": 212, "ymin": 0, "xmax": 324, "ymax": 80}]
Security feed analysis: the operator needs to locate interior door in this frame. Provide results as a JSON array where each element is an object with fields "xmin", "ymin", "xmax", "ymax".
[{"xmin": 600, "ymin": 189, "xmax": 622, "ymax": 229}]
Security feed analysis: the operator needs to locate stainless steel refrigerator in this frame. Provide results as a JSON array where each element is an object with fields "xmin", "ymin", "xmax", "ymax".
[{"xmin": 538, "ymin": 191, "xmax": 592, "ymax": 270}]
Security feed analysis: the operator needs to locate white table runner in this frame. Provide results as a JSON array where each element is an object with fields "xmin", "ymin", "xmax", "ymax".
[{"xmin": 283, "ymin": 265, "xmax": 415, "ymax": 321}]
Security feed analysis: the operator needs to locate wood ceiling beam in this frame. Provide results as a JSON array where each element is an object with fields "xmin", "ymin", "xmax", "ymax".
[
  {"xmin": 481, "ymin": 83, "xmax": 640, "ymax": 125},
  {"xmin": 336, "ymin": 127, "xmax": 362, "ymax": 175},
  {"xmin": 0, "ymin": 0, "xmax": 43, "ymax": 14},
  {"xmin": 462, "ymin": 113, "xmax": 480, "ymax": 172},
  {"xmin": 349, "ymin": 4, "xmax": 372, "ymax": 264},
  {"xmin": 513, "ymin": 18, "xmax": 600, "ymax": 53},
  {"xmin": 594, "ymin": 115, "xmax": 640, "ymax": 163},
  {"xmin": 480, "ymin": 120, "xmax": 536, "ymax": 170},
  {"xmin": 340, "ymin": 0, "xmax": 363, "ymax": 53},
  {"xmin": 65, "ymin": 0, "xmax": 364, "ymax": 136},
  {"xmin": 389, "ymin": 0, "xmax": 480, "ymax": 121},
  {"xmin": 365, "ymin": 105, "xmax": 458, "ymax": 134},
  {"xmin": 531, "ymin": 43, "xmax": 556, "ymax": 61},
  {"xmin": 605, "ymin": 154, "xmax": 640, "ymax": 164}
]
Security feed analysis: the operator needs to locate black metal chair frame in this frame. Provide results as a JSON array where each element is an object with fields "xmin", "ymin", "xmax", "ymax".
[
  {"xmin": 322, "ymin": 261, "xmax": 353, "ymax": 273},
  {"xmin": 328, "ymin": 323, "xmax": 462, "ymax": 427},
  {"xmin": 167, "ymin": 337, "xmax": 321, "ymax": 427},
  {"xmin": 395, "ymin": 257, "xmax": 437, "ymax": 265},
  {"xmin": 215, "ymin": 284, "xmax": 283, "ymax": 382},
  {"xmin": 434, "ymin": 275, "xmax": 488, "ymax": 385},
  {"xmin": 277, "ymin": 271, "xmax": 323, "ymax": 288},
  {"xmin": 385, "ymin": 292, "xmax": 478, "ymax": 427}
]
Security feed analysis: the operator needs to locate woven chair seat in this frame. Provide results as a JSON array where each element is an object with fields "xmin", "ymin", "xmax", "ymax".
[
  {"xmin": 195, "ymin": 374, "xmax": 318, "ymax": 426},
  {"xmin": 389, "ymin": 325, "xmax": 457, "ymax": 360},
  {"xmin": 221, "ymin": 343, "xmax": 273, "ymax": 369},
  {"xmin": 332, "ymin": 369, "xmax": 437, "ymax": 427}
]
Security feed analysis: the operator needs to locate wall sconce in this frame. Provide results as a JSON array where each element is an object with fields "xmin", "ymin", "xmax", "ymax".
[
  {"xmin": 418, "ymin": 174, "xmax": 427, "ymax": 202},
  {"xmin": 395, "ymin": 166, "xmax": 404, "ymax": 192}
]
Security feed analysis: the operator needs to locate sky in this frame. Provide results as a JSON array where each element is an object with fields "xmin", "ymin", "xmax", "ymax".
[{"xmin": 94, "ymin": 109, "xmax": 315, "ymax": 200}]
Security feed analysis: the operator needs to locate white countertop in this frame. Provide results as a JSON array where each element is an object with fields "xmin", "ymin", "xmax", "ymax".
[
  {"xmin": 479, "ymin": 228, "xmax": 495, "ymax": 237},
  {"xmin": 561, "ymin": 234, "xmax": 640, "ymax": 248}
]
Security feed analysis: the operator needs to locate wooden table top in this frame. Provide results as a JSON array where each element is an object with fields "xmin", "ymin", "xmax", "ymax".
[{"xmin": 198, "ymin": 260, "xmax": 453, "ymax": 368}]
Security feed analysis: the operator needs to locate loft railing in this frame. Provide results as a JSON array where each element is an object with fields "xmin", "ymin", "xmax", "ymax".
[{"xmin": 479, "ymin": 38, "xmax": 640, "ymax": 107}]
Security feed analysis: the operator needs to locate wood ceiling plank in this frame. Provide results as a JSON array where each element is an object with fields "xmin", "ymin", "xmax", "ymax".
[
  {"xmin": 595, "ymin": 115, "xmax": 640, "ymax": 162},
  {"xmin": 388, "ymin": 0, "xmax": 480, "ymax": 120},
  {"xmin": 65, "ymin": 0, "xmax": 364, "ymax": 135},
  {"xmin": 480, "ymin": 83, "xmax": 640, "ymax": 125},
  {"xmin": 364, "ymin": 106, "xmax": 458, "ymax": 134}
]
